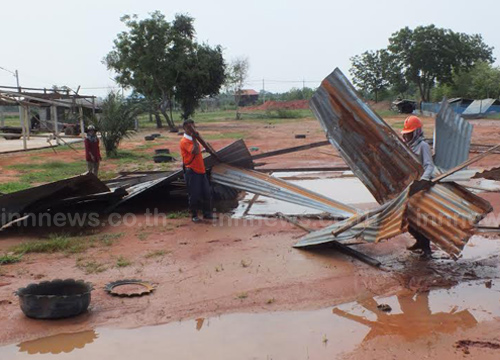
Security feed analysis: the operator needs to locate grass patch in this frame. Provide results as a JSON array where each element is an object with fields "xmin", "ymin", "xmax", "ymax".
[
  {"xmin": 391, "ymin": 121, "xmax": 405, "ymax": 129},
  {"xmin": 0, "ymin": 181, "xmax": 31, "ymax": 194},
  {"xmin": 203, "ymin": 132, "xmax": 247, "ymax": 140},
  {"xmin": 240, "ymin": 259, "xmax": 251, "ymax": 268},
  {"xmin": 137, "ymin": 232, "xmax": 150, "ymax": 241},
  {"xmin": 236, "ymin": 292, "xmax": 248, "ymax": 299},
  {"xmin": 376, "ymin": 110, "xmax": 400, "ymax": 118},
  {"xmin": 0, "ymin": 253, "xmax": 22, "ymax": 265},
  {"xmin": 9, "ymin": 160, "xmax": 87, "ymax": 184},
  {"xmin": 485, "ymin": 112, "xmax": 500, "ymax": 120},
  {"xmin": 116, "ymin": 255, "xmax": 132, "ymax": 268},
  {"xmin": 266, "ymin": 298, "xmax": 275, "ymax": 304},
  {"xmin": 144, "ymin": 250, "xmax": 169, "ymax": 259},
  {"xmin": 99, "ymin": 233, "xmax": 123, "ymax": 246},
  {"xmin": 166, "ymin": 210, "xmax": 190, "ymax": 219},
  {"xmin": 264, "ymin": 109, "xmax": 306, "ymax": 119},
  {"xmin": 10, "ymin": 232, "xmax": 123, "ymax": 255},
  {"xmin": 76, "ymin": 258, "xmax": 107, "ymax": 274}
]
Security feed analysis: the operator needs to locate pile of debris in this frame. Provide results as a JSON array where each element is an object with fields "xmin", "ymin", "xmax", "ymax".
[{"xmin": 1, "ymin": 68, "xmax": 499, "ymax": 263}]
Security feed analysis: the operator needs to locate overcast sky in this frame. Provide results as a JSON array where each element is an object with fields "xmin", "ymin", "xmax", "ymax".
[{"xmin": 0, "ymin": 0, "xmax": 498, "ymax": 97}]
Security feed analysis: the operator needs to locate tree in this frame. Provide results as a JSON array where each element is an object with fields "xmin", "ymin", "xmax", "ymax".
[
  {"xmin": 350, "ymin": 50, "xmax": 390, "ymax": 102},
  {"xmin": 93, "ymin": 92, "xmax": 138, "ymax": 157},
  {"xmin": 225, "ymin": 57, "xmax": 249, "ymax": 119},
  {"xmin": 105, "ymin": 12, "xmax": 226, "ymax": 129},
  {"xmin": 388, "ymin": 25, "xmax": 494, "ymax": 102},
  {"xmin": 175, "ymin": 43, "xmax": 226, "ymax": 119}
]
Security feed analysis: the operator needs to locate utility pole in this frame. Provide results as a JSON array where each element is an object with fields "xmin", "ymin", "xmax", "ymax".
[
  {"xmin": 15, "ymin": 70, "xmax": 20, "ymax": 89},
  {"xmin": 262, "ymin": 78, "xmax": 266, "ymax": 104}
]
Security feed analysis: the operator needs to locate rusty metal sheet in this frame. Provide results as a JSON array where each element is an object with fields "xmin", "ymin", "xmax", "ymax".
[
  {"xmin": 294, "ymin": 187, "xmax": 410, "ymax": 248},
  {"xmin": 408, "ymin": 182, "xmax": 492, "ymax": 257},
  {"xmin": 434, "ymin": 100, "xmax": 473, "ymax": 170},
  {"xmin": 472, "ymin": 167, "xmax": 500, "ymax": 181},
  {"xmin": 211, "ymin": 164, "xmax": 357, "ymax": 218},
  {"xmin": 0, "ymin": 173, "xmax": 110, "ymax": 228},
  {"xmin": 107, "ymin": 139, "xmax": 254, "ymax": 210},
  {"xmin": 310, "ymin": 68, "xmax": 422, "ymax": 204}
]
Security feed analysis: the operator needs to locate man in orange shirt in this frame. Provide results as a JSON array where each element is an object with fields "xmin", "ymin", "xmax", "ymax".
[{"xmin": 180, "ymin": 119, "xmax": 214, "ymax": 223}]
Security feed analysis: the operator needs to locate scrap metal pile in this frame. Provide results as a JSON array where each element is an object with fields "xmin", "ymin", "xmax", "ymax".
[{"xmin": 1, "ymin": 68, "xmax": 499, "ymax": 261}]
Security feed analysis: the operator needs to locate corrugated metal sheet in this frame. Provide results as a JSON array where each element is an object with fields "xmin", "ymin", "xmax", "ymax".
[
  {"xmin": 0, "ymin": 173, "xmax": 111, "ymax": 228},
  {"xmin": 107, "ymin": 139, "xmax": 254, "ymax": 210},
  {"xmin": 295, "ymin": 182, "xmax": 492, "ymax": 257},
  {"xmin": 462, "ymin": 98, "xmax": 498, "ymax": 117},
  {"xmin": 310, "ymin": 68, "xmax": 422, "ymax": 204},
  {"xmin": 211, "ymin": 164, "xmax": 357, "ymax": 218},
  {"xmin": 294, "ymin": 187, "xmax": 410, "ymax": 247},
  {"xmin": 434, "ymin": 100, "xmax": 473, "ymax": 170},
  {"xmin": 407, "ymin": 182, "xmax": 492, "ymax": 257}
]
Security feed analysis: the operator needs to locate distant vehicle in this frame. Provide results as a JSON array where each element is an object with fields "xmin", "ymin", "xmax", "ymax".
[{"xmin": 391, "ymin": 99, "xmax": 417, "ymax": 114}]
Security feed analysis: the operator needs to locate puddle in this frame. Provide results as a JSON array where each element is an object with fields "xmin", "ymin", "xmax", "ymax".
[
  {"xmin": 233, "ymin": 175, "xmax": 375, "ymax": 217},
  {"xmin": 2, "ymin": 280, "xmax": 499, "ymax": 359}
]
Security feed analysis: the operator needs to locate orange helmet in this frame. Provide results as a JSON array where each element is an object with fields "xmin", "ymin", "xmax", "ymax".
[{"xmin": 401, "ymin": 115, "xmax": 422, "ymax": 134}]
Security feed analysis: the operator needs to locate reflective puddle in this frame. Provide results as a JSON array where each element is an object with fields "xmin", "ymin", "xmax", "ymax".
[
  {"xmin": 1, "ymin": 280, "xmax": 499, "ymax": 359},
  {"xmin": 233, "ymin": 173, "xmax": 375, "ymax": 217}
]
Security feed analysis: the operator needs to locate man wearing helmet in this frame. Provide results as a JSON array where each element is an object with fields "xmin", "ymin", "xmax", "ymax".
[
  {"xmin": 401, "ymin": 115, "xmax": 435, "ymax": 257},
  {"xmin": 84, "ymin": 125, "xmax": 101, "ymax": 177}
]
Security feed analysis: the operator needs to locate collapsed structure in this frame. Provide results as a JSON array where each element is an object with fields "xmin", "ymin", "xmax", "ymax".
[{"xmin": 1, "ymin": 68, "xmax": 498, "ymax": 261}]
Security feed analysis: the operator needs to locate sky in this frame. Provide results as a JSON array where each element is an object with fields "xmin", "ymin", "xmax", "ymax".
[{"xmin": 0, "ymin": 0, "xmax": 499, "ymax": 97}]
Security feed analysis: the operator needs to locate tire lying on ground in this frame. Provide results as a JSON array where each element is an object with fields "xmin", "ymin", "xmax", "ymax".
[
  {"xmin": 155, "ymin": 148, "xmax": 170, "ymax": 154},
  {"xmin": 145, "ymin": 135, "xmax": 155, "ymax": 141},
  {"xmin": 16, "ymin": 279, "xmax": 93, "ymax": 319},
  {"xmin": 153, "ymin": 155, "xmax": 175, "ymax": 163}
]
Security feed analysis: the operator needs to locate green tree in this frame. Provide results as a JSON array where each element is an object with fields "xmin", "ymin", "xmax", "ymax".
[
  {"xmin": 350, "ymin": 50, "xmax": 390, "ymax": 102},
  {"xmin": 388, "ymin": 25, "xmax": 494, "ymax": 102},
  {"xmin": 93, "ymin": 92, "xmax": 139, "ymax": 157},
  {"xmin": 105, "ymin": 12, "xmax": 225, "ymax": 129},
  {"xmin": 176, "ymin": 43, "xmax": 226, "ymax": 119}
]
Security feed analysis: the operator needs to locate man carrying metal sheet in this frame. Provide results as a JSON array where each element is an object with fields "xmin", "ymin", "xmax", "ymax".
[
  {"xmin": 180, "ymin": 119, "xmax": 215, "ymax": 223},
  {"xmin": 402, "ymin": 115, "xmax": 435, "ymax": 257}
]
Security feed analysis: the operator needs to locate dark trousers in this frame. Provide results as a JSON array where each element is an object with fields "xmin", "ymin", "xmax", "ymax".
[
  {"xmin": 408, "ymin": 225, "xmax": 431, "ymax": 253},
  {"xmin": 184, "ymin": 169, "xmax": 212, "ymax": 217}
]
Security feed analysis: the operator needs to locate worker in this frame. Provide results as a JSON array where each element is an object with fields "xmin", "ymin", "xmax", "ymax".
[
  {"xmin": 180, "ymin": 119, "xmax": 214, "ymax": 223},
  {"xmin": 84, "ymin": 125, "xmax": 101, "ymax": 177},
  {"xmin": 401, "ymin": 115, "xmax": 435, "ymax": 257}
]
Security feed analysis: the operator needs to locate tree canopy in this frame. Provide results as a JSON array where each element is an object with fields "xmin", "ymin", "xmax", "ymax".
[
  {"xmin": 350, "ymin": 25, "xmax": 495, "ymax": 102},
  {"xmin": 104, "ymin": 11, "xmax": 226, "ymax": 128}
]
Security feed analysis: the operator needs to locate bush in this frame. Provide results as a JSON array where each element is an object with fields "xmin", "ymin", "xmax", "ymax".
[{"xmin": 93, "ymin": 92, "xmax": 140, "ymax": 157}]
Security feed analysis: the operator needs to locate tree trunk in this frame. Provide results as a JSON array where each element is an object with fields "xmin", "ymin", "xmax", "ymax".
[
  {"xmin": 159, "ymin": 107, "xmax": 176, "ymax": 130},
  {"xmin": 154, "ymin": 111, "xmax": 163, "ymax": 129},
  {"xmin": 416, "ymin": 78, "xmax": 425, "ymax": 102},
  {"xmin": 148, "ymin": 111, "xmax": 153, "ymax": 123},
  {"xmin": 374, "ymin": 90, "xmax": 378, "ymax": 103}
]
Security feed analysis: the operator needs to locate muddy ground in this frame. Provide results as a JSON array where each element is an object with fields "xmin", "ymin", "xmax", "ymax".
[{"xmin": 1, "ymin": 112, "xmax": 500, "ymax": 359}]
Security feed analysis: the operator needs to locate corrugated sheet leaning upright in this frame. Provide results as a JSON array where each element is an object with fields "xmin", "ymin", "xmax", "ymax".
[
  {"xmin": 310, "ymin": 68, "xmax": 423, "ymax": 204},
  {"xmin": 434, "ymin": 99, "xmax": 473, "ymax": 170}
]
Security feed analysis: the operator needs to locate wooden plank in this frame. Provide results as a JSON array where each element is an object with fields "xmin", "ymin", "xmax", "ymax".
[{"xmin": 251, "ymin": 140, "xmax": 330, "ymax": 160}]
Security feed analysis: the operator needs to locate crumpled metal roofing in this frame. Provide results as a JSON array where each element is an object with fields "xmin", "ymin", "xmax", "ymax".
[
  {"xmin": 211, "ymin": 164, "xmax": 357, "ymax": 218},
  {"xmin": 107, "ymin": 139, "xmax": 254, "ymax": 210},
  {"xmin": 294, "ymin": 187, "xmax": 410, "ymax": 247},
  {"xmin": 0, "ymin": 173, "xmax": 111, "ymax": 228},
  {"xmin": 434, "ymin": 100, "xmax": 473, "ymax": 170},
  {"xmin": 310, "ymin": 68, "xmax": 422, "ymax": 204},
  {"xmin": 407, "ymin": 182, "xmax": 492, "ymax": 257},
  {"xmin": 299, "ymin": 69, "xmax": 493, "ymax": 257}
]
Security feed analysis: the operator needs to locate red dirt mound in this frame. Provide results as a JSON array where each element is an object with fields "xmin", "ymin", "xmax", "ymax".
[{"xmin": 244, "ymin": 100, "xmax": 309, "ymax": 111}]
